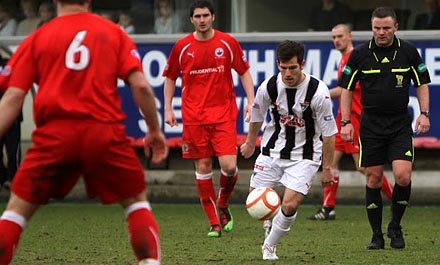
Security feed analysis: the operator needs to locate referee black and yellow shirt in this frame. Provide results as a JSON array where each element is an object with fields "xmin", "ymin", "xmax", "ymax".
[{"xmin": 339, "ymin": 36, "xmax": 431, "ymax": 115}]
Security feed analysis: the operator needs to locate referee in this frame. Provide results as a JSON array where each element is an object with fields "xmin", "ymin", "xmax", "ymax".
[{"xmin": 339, "ymin": 7, "xmax": 431, "ymax": 250}]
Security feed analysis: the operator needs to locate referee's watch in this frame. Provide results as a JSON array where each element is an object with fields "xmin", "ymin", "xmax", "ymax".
[
  {"xmin": 341, "ymin": 119, "xmax": 351, "ymax": 127},
  {"xmin": 421, "ymin": 111, "xmax": 430, "ymax": 118}
]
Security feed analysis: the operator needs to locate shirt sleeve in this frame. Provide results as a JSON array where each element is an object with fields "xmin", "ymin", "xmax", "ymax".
[
  {"xmin": 408, "ymin": 45, "xmax": 431, "ymax": 86},
  {"xmin": 162, "ymin": 42, "xmax": 182, "ymax": 81},
  {"xmin": 338, "ymin": 48, "xmax": 360, "ymax": 91},
  {"xmin": 250, "ymin": 78, "xmax": 272, "ymax": 123},
  {"xmin": 229, "ymin": 37, "xmax": 250, "ymax": 76},
  {"xmin": 313, "ymin": 83, "xmax": 338, "ymax": 137},
  {"xmin": 118, "ymin": 31, "xmax": 143, "ymax": 81},
  {"xmin": 7, "ymin": 37, "xmax": 36, "ymax": 92}
]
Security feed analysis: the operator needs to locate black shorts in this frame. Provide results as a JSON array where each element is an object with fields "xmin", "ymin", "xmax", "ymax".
[{"xmin": 359, "ymin": 112, "xmax": 413, "ymax": 167}]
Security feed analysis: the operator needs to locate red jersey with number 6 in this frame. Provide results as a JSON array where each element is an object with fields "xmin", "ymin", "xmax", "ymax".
[
  {"xmin": 162, "ymin": 30, "xmax": 250, "ymax": 125},
  {"xmin": 4, "ymin": 12, "xmax": 142, "ymax": 126}
]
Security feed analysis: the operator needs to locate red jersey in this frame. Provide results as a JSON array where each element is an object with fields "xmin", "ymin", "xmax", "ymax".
[
  {"xmin": 162, "ymin": 30, "xmax": 250, "ymax": 125},
  {"xmin": 5, "ymin": 12, "xmax": 142, "ymax": 126},
  {"xmin": 337, "ymin": 51, "xmax": 362, "ymax": 117}
]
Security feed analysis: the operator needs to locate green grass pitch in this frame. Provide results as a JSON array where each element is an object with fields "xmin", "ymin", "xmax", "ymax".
[{"xmin": 1, "ymin": 203, "xmax": 438, "ymax": 264}]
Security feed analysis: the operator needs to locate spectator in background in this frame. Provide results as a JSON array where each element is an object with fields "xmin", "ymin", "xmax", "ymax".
[
  {"xmin": 414, "ymin": 0, "xmax": 440, "ymax": 29},
  {"xmin": 0, "ymin": 2, "xmax": 17, "ymax": 36},
  {"xmin": 16, "ymin": 0, "xmax": 41, "ymax": 36},
  {"xmin": 118, "ymin": 12, "xmax": 135, "ymax": 34},
  {"xmin": 0, "ymin": 45, "xmax": 22, "ymax": 190},
  {"xmin": 154, "ymin": 0, "xmax": 182, "ymax": 34},
  {"xmin": 309, "ymin": 0, "xmax": 353, "ymax": 31},
  {"xmin": 97, "ymin": 10, "xmax": 117, "ymax": 23},
  {"xmin": 37, "ymin": 1, "xmax": 56, "ymax": 27}
]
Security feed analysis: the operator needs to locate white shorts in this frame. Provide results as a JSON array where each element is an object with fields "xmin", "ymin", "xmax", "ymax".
[{"xmin": 249, "ymin": 154, "xmax": 321, "ymax": 196}]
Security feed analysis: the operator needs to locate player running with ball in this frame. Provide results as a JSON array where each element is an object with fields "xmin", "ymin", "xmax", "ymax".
[{"xmin": 241, "ymin": 40, "xmax": 337, "ymax": 260}]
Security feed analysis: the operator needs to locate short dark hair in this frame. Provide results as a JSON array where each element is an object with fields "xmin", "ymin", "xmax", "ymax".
[
  {"xmin": 371, "ymin": 6, "xmax": 397, "ymax": 22},
  {"xmin": 276, "ymin": 40, "xmax": 305, "ymax": 64},
  {"xmin": 189, "ymin": 0, "xmax": 214, "ymax": 17}
]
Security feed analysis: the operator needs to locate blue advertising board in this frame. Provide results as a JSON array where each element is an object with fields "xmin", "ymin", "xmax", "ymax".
[{"xmin": 120, "ymin": 38, "xmax": 440, "ymax": 139}]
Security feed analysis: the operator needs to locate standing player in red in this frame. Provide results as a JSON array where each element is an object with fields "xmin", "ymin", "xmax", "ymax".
[
  {"xmin": 308, "ymin": 24, "xmax": 393, "ymax": 221},
  {"xmin": 163, "ymin": 0, "xmax": 254, "ymax": 237},
  {"xmin": 0, "ymin": 1, "xmax": 167, "ymax": 264}
]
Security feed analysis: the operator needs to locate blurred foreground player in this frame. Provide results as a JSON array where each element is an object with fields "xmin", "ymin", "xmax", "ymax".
[{"xmin": 0, "ymin": 0, "xmax": 168, "ymax": 264}]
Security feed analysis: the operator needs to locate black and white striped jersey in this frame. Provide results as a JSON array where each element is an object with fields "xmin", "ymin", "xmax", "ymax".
[{"xmin": 251, "ymin": 73, "xmax": 337, "ymax": 162}]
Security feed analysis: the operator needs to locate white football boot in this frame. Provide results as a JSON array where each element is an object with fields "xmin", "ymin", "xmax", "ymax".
[{"xmin": 262, "ymin": 243, "xmax": 278, "ymax": 260}]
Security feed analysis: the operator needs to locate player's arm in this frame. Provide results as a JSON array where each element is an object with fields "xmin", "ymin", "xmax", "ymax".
[
  {"xmin": 340, "ymin": 88, "xmax": 354, "ymax": 141},
  {"xmin": 163, "ymin": 77, "xmax": 178, "ymax": 127},
  {"xmin": 239, "ymin": 70, "xmax": 255, "ymax": 121},
  {"xmin": 329, "ymin": 86, "xmax": 343, "ymax": 99},
  {"xmin": 128, "ymin": 70, "xmax": 168, "ymax": 164},
  {"xmin": 414, "ymin": 83, "xmax": 430, "ymax": 135},
  {"xmin": 0, "ymin": 87, "xmax": 26, "ymax": 138},
  {"xmin": 321, "ymin": 134, "xmax": 336, "ymax": 186},
  {"xmin": 240, "ymin": 121, "xmax": 263, "ymax": 159}
]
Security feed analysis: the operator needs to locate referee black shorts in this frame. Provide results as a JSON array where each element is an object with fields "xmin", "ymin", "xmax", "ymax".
[{"xmin": 359, "ymin": 112, "xmax": 413, "ymax": 167}]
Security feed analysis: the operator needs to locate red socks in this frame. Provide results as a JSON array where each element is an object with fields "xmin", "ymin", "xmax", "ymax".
[
  {"xmin": 381, "ymin": 175, "xmax": 393, "ymax": 201},
  {"xmin": 0, "ymin": 219, "xmax": 23, "ymax": 265},
  {"xmin": 218, "ymin": 173, "xmax": 238, "ymax": 209},
  {"xmin": 196, "ymin": 177, "xmax": 219, "ymax": 226},
  {"xmin": 127, "ymin": 207, "xmax": 160, "ymax": 262},
  {"xmin": 322, "ymin": 176, "xmax": 339, "ymax": 208}
]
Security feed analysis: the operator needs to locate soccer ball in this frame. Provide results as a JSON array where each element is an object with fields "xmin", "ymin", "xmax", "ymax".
[{"xmin": 246, "ymin": 187, "xmax": 281, "ymax": 221}]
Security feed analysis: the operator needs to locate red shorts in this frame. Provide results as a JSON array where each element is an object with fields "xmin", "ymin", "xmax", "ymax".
[
  {"xmin": 182, "ymin": 120, "xmax": 238, "ymax": 159},
  {"xmin": 335, "ymin": 113, "xmax": 360, "ymax": 154},
  {"xmin": 11, "ymin": 120, "xmax": 146, "ymax": 204}
]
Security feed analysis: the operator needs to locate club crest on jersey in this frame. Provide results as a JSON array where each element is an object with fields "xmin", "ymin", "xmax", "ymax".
[
  {"xmin": 280, "ymin": 114, "xmax": 305, "ymax": 127},
  {"xmin": 215, "ymin": 48, "xmax": 224, "ymax": 57},
  {"xmin": 0, "ymin": 65, "xmax": 11, "ymax": 76},
  {"xmin": 300, "ymin": 101, "xmax": 310, "ymax": 112},
  {"xmin": 130, "ymin": 49, "xmax": 141, "ymax": 61}
]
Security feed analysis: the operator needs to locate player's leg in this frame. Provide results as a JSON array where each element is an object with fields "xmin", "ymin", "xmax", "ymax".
[
  {"xmin": 249, "ymin": 155, "xmax": 282, "ymax": 241},
  {"xmin": 264, "ymin": 159, "xmax": 318, "ymax": 260},
  {"xmin": 119, "ymin": 193, "xmax": 160, "ymax": 265},
  {"xmin": 385, "ymin": 120, "xmax": 413, "ymax": 249},
  {"xmin": 81, "ymin": 121, "xmax": 162, "ymax": 263},
  {"xmin": 0, "ymin": 193, "xmax": 39, "ymax": 264},
  {"xmin": 365, "ymin": 165, "xmax": 386, "ymax": 250},
  {"xmin": 213, "ymin": 121, "xmax": 239, "ymax": 232},
  {"xmin": 263, "ymin": 188, "xmax": 304, "ymax": 260},
  {"xmin": 194, "ymin": 158, "xmax": 221, "ymax": 237},
  {"xmin": 308, "ymin": 151, "xmax": 343, "ymax": 220},
  {"xmin": 386, "ymin": 160, "xmax": 411, "ymax": 249},
  {"xmin": 380, "ymin": 173, "xmax": 393, "ymax": 201},
  {"xmin": 182, "ymin": 124, "xmax": 220, "ymax": 237},
  {"xmin": 217, "ymin": 154, "xmax": 237, "ymax": 232}
]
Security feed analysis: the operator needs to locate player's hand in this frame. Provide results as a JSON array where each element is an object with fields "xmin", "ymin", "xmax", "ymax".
[
  {"xmin": 244, "ymin": 103, "xmax": 252, "ymax": 122},
  {"xmin": 164, "ymin": 109, "xmax": 178, "ymax": 127},
  {"xmin": 321, "ymin": 167, "xmax": 337, "ymax": 187},
  {"xmin": 414, "ymin": 114, "xmax": 430, "ymax": 135},
  {"xmin": 340, "ymin": 124, "xmax": 354, "ymax": 143},
  {"xmin": 240, "ymin": 141, "xmax": 256, "ymax": 159},
  {"xmin": 143, "ymin": 131, "xmax": 169, "ymax": 164},
  {"xmin": 244, "ymin": 111, "xmax": 251, "ymax": 123}
]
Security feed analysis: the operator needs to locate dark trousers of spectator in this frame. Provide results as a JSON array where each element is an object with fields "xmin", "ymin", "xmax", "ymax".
[{"xmin": 0, "ymin": 119, "xmax": 21, "ymax": 186}]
